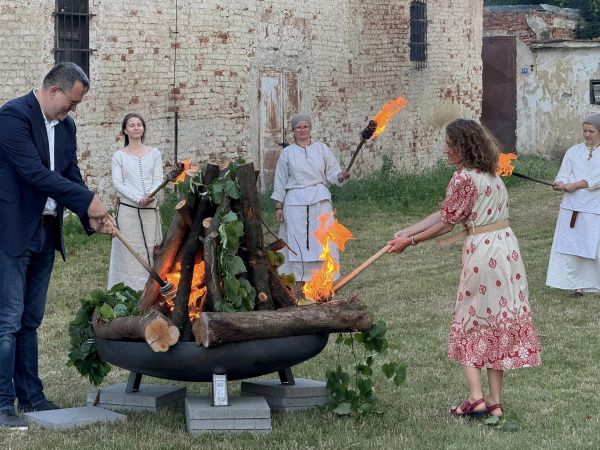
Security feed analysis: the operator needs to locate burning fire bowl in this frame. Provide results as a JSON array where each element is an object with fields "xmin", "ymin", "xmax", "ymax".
[{"xmin": 95, "ymin": 334, "xmax": 329, "ymax": 382}]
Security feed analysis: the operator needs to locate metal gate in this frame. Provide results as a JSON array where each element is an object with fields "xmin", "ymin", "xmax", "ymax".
[
  {"xmin": 258, "ymin": 69, "xmax": 300, "ymax": 193},
  {"xmin": 481, "ymin": 36, "xmax": 517, "ymax": 152}
]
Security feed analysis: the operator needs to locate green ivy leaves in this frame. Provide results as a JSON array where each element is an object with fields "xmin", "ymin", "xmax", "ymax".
[
  {"xmin": 66, "ymin": 283, "xmax": 140, "ymax": 386},
  {"xmin": 325, "ymin": 319, "xmax": 406, "ymax": 417}
]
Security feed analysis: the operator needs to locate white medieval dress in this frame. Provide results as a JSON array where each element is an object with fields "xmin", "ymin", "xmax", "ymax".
[
  {"xmin": 271, "ymin": 142, "xmax": 344, "ymax": 282},
  {"xmin": 443, "ymin": 167, "xmax": 542, "ymax": 370},
  {"xmin": 546, "ymin": 143, "xmax": 600, "ymax": 292},
  {"xmin": 107, "ymin": 148, "xmax": 164, "ymax": 291}
]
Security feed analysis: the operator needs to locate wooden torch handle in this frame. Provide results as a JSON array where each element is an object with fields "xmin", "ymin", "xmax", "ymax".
[
  {"xmin": 345, "ymin": 139, "xmax": 365, "ymax": 172},
  {"xmin": 114, "ymin": 229, "xmax": 166, "ymax": 287},
  {"xmin": 332, "ymin": 244, "xmax": 392, "ymax": 292}
]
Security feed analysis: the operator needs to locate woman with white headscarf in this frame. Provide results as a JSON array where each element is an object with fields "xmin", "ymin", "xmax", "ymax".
[
  {"xmin": 271, "ymin": 113, "xmax": 350, "ymax": 298},
  {"xmin": 547, "ymin": 113, "xmax": 600, "ymax": 297}
]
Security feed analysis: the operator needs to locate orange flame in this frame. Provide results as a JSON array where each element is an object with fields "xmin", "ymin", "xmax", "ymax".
[
  {"xmin": 371, "ymin": 96, "xmax": 408, "ymax": 137},
  {"xmin": 165, "ymin": 261, "xmax": 207, "ymax": 322},
  {"xmin": 173, "ymin": 159, "xmax": 198, "ymax": 183},
  {"xmin": 496, "ymin": 153, "xmax": 518, "ymax": 176},
  {"xmin": 303, "ymin": 212, "xmax": 353, "ymax": 302}
]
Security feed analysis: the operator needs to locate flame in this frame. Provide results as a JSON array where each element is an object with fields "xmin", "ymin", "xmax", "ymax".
[
  {"xmin": 165, "ymin": 261, "xmax": 207, "ymax": 322},
  {"xmin": 371, "ymin": 96, "xmax": 408, "ymax": 137},
  {"xmin": 496, "ymin": 153, "xmax": 518, "ymax": 176},
  {"xmin": 173, "ymin": 159, "xmax": 198, "ymax": 183},
  {"xmin": 303, "ymin": 212, "xmax": 353, "ymax": 302}
]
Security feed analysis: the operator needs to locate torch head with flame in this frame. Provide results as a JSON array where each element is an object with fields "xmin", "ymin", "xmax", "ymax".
[{"xmin": 496, "ymin": 153, "xmax": 518, "ymax": 177}]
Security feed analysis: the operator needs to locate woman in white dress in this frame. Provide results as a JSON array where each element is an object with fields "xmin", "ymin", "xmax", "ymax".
[
  {"xmin": 107, "ymin": 113, "xmax": 164, "ymax": 291},
  {"xmin": 271, "ymin": 113, "xmax": 350, "ymax": 297},
  {"xmin": 387, "ymin": 119, "xmax": 541, "ymax": 419},
  {"xmin": 547, "ymin": 113, "xmax": 600, "ymax": 298}
]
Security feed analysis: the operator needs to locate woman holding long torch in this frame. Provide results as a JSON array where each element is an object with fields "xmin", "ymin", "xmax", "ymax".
[
  {"xmin": 271, "ymin": 113, "xmax": 350, "ymax": 298},
  {"xmin": 387, "ymin": 119, "xmax": 541, "ymax": 419},
  {"xmin": 546, "ymin": 113, "xmax": 600, "ymax": 298},
  {"xmin": 108, "ymin": 113, "xmax": 164, "ymax": 291}
]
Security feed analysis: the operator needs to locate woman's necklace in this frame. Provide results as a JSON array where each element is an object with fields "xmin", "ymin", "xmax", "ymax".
[{"xmin": 588, "ymin": 144, "xmax": 600, "ymax": 160}]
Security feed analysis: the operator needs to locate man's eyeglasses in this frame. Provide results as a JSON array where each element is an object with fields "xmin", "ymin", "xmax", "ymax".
[{"xmin": 59, "ymin": 88, "xmax": 82, "ymax": 108}]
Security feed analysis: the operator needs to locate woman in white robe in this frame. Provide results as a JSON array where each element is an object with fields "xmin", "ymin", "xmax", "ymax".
[
  {"xmin": 107, "ymin": 113, "xmax": 163, "ymax": 291},
  {"xmin": 271, "ymin": 113, "xmax": 350, "ymax": 297},
  {"xmin": 546, "ymin": 113, "xmax": 600, "ymax": 298}
]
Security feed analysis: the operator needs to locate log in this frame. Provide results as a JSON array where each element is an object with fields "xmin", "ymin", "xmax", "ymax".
[
  {"xmin": 138, "ymin": 212, "xmax": 189, "ymax": 312},
  {"xmin": 92, "ymin": 310, "xmax": 180, "ymax": 352},
  {"xmin": 171, "ymin": 163, "xmax": 220, "ymax": 340},
  {"xmin": 266, "ymin": 263, "xmax": 297, "ymax": 309},
  {"xmin": 175, "ymin": 199, "xmax": 193, "ymax": 227},
  {"xmin": 202, "ymin": 197, "xmax": 230, "ymax": 312},
  {"xmin": 192, "ymin": 293, "xmax": 370, "ymax": 347},
  {"xmin": 237, "ymin": 163, "xmax": 274, "ymax": 310}
]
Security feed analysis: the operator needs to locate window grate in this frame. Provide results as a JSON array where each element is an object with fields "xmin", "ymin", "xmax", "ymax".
[
  {"xmin": 54, "ymin": 0, "xmax": 93, "ymax": 76},
  {"xmin": 409, "ymin": 0, "xmax": 427, "ymax": 69}
]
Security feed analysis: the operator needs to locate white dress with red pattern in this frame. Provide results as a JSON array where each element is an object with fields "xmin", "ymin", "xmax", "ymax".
[{"xmin": 442, "ymin": 168, "xmax": 542, "ymax": 370}]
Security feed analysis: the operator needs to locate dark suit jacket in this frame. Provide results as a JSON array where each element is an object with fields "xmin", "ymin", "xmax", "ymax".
[{"xmin": 0, "ymin": 90, "xmax": 94, "ymax": 259}]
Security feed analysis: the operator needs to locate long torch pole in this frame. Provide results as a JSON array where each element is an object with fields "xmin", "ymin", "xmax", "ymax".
[
  {"xmin": 332, "ymin": 244, "xmax": 392, "ymax": 293},
  {"xmin": 511, "ymin": 172, "xmax": 554, "ymax": 186}
]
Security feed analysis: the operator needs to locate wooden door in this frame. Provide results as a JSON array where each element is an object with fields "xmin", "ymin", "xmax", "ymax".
[
  {"xmin": 482, "ymin": 36, "xmax": 517, "ymax": 152},
  {"xmin": 259, "ymin": 69, "xmax": 300, "ymax": 192}
]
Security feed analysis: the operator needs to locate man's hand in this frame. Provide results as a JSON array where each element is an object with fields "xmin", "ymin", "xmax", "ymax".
[
  {"xmin": 89, "ymin": 215, "xmax": 117, "ymax": 236},
  {"xmin": 87, "ymin": 195, "xmax": 109, "ymax": 220}
]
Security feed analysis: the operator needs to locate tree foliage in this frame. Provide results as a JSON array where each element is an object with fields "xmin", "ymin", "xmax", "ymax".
[{"xmin": 483, "ymin": 0, "xmax": 600, "ymax": 39}]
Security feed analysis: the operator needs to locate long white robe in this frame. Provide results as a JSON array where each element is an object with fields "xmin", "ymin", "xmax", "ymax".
[
  {"xmin": 271, "ymin": 142, "xmax": 344, "ymax": 281},
  {"xmin": 108, "ymin": 148, "xmax": 164, "ymax": 291},
  {"xmin": 546, "ymin": 143, "xmax": 600, "ymax": 292}
]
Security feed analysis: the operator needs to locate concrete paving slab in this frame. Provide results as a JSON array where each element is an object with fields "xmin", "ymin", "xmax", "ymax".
[
  {"xmin": 241, "ymin": 378, "xmax": 328, "ymax": 412},
  {"xmin": 185, "ymin": 396, "xmax": 271, "ymax": 434},
  {"xmin": 23, "ymin": 406, "xmax": 126, "ymax": 430},
  {"xmin": 87, "ymin": 383, "xmax": 186, "ymax": 412}
]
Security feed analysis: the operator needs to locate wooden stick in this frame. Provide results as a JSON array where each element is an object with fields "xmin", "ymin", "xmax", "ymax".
[
  {"xmin": 114, "ymin": 230, "xmax": 174, "ymax": 299},
  {"xmin": 345, "ymin": 139, "xmax": 365, "ymax": 172},
  {"xmin": 511, "ymin": 172, "xmax": 554, "ymax": 186},
  {"xmin": 148, "ymin": 162, "xmax": 186, "ymax": 197},
  {"xmin": 332, "ymin": 244, "xmax": 392, "ymax": 292}
]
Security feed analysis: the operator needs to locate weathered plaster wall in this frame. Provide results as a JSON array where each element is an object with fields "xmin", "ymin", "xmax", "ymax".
[
  {"xmin": 528, "ymin": 44, "xmax": 600, "ymax": 160},
  {"xmin": 483, "ymin": 5, "xmax": 600, "ymax": 160},
  {"xmin": 1, "ymin": 0, "xmax": 483, "ymax": 202}
]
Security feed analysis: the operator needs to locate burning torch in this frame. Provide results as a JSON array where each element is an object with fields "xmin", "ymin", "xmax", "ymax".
[
  {"xmin": 496, "ymin": 153, "xmax": 554, "ymax": 186},
  {"xmin": 147, "ymin": 160, "xmax": 189, "ymax": 198},
  {"xmin": 346, "ymin": 96, "xmax": 408, "ymax": 172}
]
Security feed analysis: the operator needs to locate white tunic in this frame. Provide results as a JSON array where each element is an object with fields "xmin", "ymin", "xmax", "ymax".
[
  {"xmin": 546, "ymin": 143, "xmax": 600, "ymax": 292},
  {"xmin": 108, "ymin": 148, "xmax": 164, "ymax": 291},
  {"xmin": 271, "ymin": 142, "xmax": 344, "ymax": 281}
]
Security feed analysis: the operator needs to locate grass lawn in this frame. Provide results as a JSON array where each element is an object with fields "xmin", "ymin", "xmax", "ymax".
[{"xmin": 4, "ymin": 158, "xmax": 600, "ymax": 449}]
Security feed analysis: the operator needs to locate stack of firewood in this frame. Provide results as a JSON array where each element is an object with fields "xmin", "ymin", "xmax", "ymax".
[{"xmin": 93, "ymin": 160, "xmax": 372, "ymax": 352}]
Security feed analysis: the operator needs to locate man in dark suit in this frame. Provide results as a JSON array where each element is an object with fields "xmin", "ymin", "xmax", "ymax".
[{"xmin": 0, "ymin": 62, "xmax": 116, "ymax": 429}]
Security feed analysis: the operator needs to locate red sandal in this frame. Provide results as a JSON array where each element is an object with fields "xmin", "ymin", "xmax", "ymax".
[
  {"xmin": 486, "ymin": 402, "xmax": 503, "ymax": 417},
  {"xmin": 450, "ymin": 397, "xmax": 487, "ymax": 418}
]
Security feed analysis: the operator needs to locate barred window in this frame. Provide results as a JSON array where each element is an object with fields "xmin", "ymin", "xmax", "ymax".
[
  {"xmin": 55, "ymin": 0, "xmax": 92, "ymax": 76},
  {"xmin": 410, "ymin": 0, "xmax": 427, "ymax": 69}
]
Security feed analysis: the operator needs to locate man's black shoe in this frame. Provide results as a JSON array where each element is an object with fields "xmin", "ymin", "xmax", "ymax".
[
  {"xmin": 0, "ymin": 409, "xmax": 28, "ymax": 430},
  {"xmin": 18, "ymin": 399, "xmax": 60, "ymax": 413}
]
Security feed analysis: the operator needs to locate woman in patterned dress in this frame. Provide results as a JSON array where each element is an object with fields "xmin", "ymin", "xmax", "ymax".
[
  {"xmin": 387, "ymin": 119, "xmax": 541, "ymax": 418},
  {"xmin": 107, "ymin": 113, "xmax": 164, "ymax": 291}
]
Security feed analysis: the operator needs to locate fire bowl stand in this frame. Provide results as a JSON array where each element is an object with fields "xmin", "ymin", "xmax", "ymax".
[{"xmin": 92, "ymin": 335, "xmax": 329, "ymax": 433}]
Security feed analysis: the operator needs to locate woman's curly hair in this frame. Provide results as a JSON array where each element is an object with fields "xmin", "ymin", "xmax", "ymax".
[{"xmin": 445, "ymin": 119, "xmax": 500, "ymax": 174}]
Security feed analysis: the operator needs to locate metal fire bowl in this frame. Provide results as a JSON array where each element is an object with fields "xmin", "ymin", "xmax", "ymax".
[{"xmin": 95, "ymin": 334, "xmax": 329, "ymax": 382}]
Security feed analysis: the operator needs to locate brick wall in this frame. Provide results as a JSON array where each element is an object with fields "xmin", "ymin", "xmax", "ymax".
[{"xmin": 0, "ymin": 0, "xmax": 483, "ymax": 203}]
